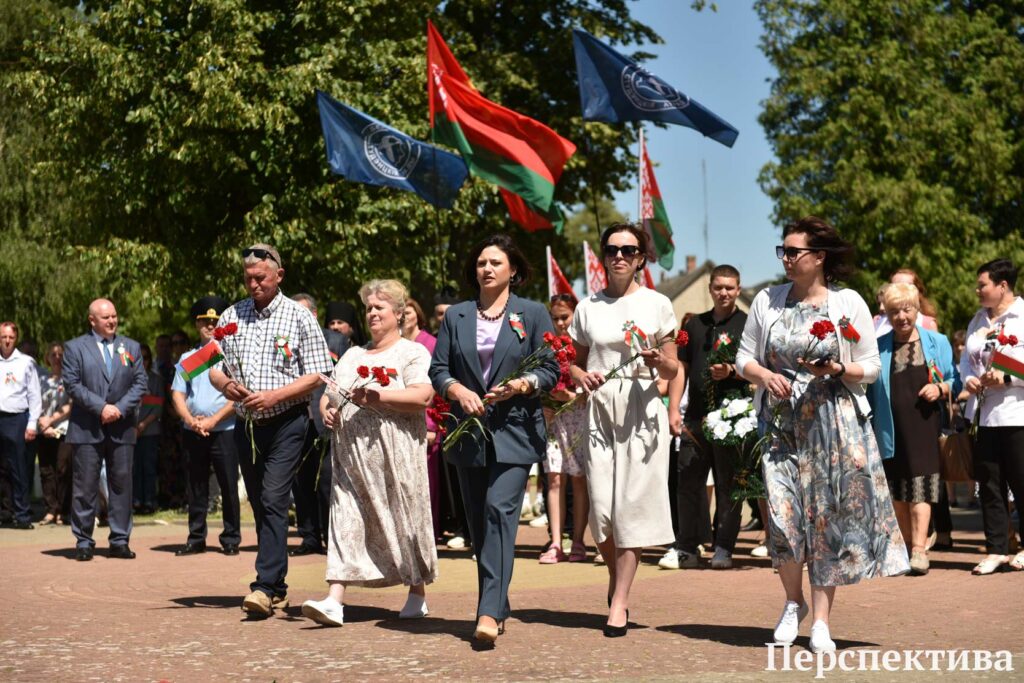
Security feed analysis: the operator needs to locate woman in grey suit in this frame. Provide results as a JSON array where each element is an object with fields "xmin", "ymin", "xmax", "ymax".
[{"xmin": 429, "ymin": 234, "xmax": 559, "ymax": 644}]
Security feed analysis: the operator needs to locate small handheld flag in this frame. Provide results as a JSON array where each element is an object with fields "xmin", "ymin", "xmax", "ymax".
[{"xmin": 176, "ymin": 342, "xmax": 224, "ymax": 382}]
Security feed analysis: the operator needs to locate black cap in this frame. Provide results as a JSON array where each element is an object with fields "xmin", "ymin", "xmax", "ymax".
[
  {"xmin": 190, "ymin": 296, "xmax": 229, "ymax": 321},
  {"xmin": 326, "ymin": 301, "xmax": 357, "ymax": 325}
]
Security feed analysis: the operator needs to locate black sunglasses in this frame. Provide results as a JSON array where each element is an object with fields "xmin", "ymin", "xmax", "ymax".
[
  {"xmin": 603, "ymin": 244, "xmax": 642, "ymax": 259},
  {"xmin": 775, "ymin": 245, "xmax": 820, "ymax": 260},
  {"xmin": 242, "ymin": 247, "xmax": 279, "ymax": 265},
  {"xmin": 550, "ymin": 293, "xmax": 575, "ymax": 303}
]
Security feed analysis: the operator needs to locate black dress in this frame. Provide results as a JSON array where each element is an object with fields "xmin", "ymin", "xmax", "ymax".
[{"xmin": 884, "ymin": 338, "xmax": 942, "ymax": 503}]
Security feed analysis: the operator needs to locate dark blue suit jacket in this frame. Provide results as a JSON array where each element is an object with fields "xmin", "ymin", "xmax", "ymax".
[
  {"xmin": 62, "ymin": 333, "xmax": 148, "ymax": 445},
  {"xmin": 429, "ymin": 294, "xmax": 559, "ymax": 467}
]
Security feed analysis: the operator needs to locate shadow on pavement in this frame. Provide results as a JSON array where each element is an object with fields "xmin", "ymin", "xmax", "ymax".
[
  {"xmin": 166, "ymin": 595, "xmax": 241, "ymax": 609},
  {"xmin": 40, "ymin": 548, "xmax": 80, "ymax": 560},
  {"xmin": 376, "ymin": 613, "xmax": 478, "ymax": 646},
  {"xmin": 657, "ymin": 623, "xmax": 877, "ymax": 649}
]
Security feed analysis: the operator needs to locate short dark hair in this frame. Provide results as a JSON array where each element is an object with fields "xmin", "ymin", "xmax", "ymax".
[
  {"xmin": 782, "ymin": 216, "xmax": 855, "ymax": 282},
  {"xmin": 977, "ymin": 259, "xmax": 1017, "ymax": 289},
  {"xmin": 710, "ymin": 264, "xmax": 741, "ymax": 283},
  {"xmin": 463, "ymin": 234, "xmax": 530, "ymax": 292},
  {"xmin": 600, "ymin": 222, "xmax": 650, "ymax": 272},
  {"xmin": 433, "ymin": 285, "xmax": 459, "ymax": 307}
]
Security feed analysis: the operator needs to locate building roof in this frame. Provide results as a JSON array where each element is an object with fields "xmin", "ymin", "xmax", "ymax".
[{"xmin": 656, "ymin": 259, "xmax": 762, "ymax": 308}]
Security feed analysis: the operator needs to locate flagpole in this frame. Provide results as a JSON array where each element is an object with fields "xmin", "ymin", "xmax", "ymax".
[
  {"xmin": 546, "ymin": 245, "xmax": 554, "ymax": 299},
  {"xmin": 637, "ymin": 125, "xmax": 643, "ymax": 224}
]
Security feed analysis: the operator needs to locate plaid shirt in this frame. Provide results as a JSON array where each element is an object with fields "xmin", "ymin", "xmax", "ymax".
[{"xmin": 218, "ymin": 290, "xmax": 333, "ymax": 420}]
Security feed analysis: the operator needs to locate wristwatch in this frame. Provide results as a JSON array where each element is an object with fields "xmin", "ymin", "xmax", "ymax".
[{"xmin": 1004, "ymin": 373, "xmax": 1012, "ymax": 386}]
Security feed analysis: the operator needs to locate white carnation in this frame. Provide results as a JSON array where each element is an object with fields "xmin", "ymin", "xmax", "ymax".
[
  {"xmin": 713, "ymin": 422, "xmax": 731, "ymax": 441},
  {"xmin": 733, "ymin": 418, "xmax": 755, "ymax": 438},
  {"xmin": 726, "ymin": 399, "xmax": 749, "ymax": 418},
  {"xmin": 706, "ymin": 411, "xmax": 723, "ymax": 427}
]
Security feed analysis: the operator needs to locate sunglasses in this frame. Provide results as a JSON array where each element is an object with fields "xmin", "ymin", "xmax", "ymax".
[
  {"xmin": 775, "ymin": 245, "xmax": 820, "ymax": 261},
  {"xmin": 550, "ymin": 293, "xmax": 575, "ymax": 303},
  {"xmin": 242, "ymin": 247, "xmax": 279, "ymax": 265},
  {"xmin": 603, "ymin": 244, "xmax": 642, "ymax": 259}
]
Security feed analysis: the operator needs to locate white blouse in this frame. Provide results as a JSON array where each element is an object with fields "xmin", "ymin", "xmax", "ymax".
[{"xmin": 960, "ymin": 296, "xmax": 1024, "ymax": 427}]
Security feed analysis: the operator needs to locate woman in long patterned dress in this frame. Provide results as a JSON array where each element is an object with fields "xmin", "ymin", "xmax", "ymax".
[
  {"xmin": 301, "ymin": 279, "xmax": 438, "ymax": 627},
  {"xmin": 736, "ymin": 217, "xmax": 909, "ymax": 654},
  {"xmin": 569, "ymin": 223, "xmax": 679, "ymax": 638}
]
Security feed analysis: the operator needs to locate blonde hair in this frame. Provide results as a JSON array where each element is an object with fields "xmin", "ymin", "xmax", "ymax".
[
  {"xmin": 882, "ymin": 282, "xmax": 921, "ymax": 312},
  {"xmin": 358, "ymin": 279, "xmax": 408, "ymax": 320}
]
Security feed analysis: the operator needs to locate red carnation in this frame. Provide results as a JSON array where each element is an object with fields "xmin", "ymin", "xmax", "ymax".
[
  {"xmin": 432, "ymin": 396, "xmax": 451, "ymax": 413},
  {"xmin": 213, "ymin": 327, "xmax": 225, "ymax": 341},
  {"xmin": 809, "ymin": 321, "xmax": 835, "ymax": 341},
  {"xmin": 551, "ymin": 337, "xmax": 563, "ymax": 351},
  {"xmin": 379, "ymin": 375, "xmax": 391, "ymax": 387},
  {"xmin": 555, "ymin": 349, "xmax": 568, "ymax": 364},
  {"xmin": 560, "ymin": 334, "xmax": 572, "ymax": 347},
  {"xmin": 564, "ymin": 345, "xmax": 577, "ymax": 363},
  {"xmin": 543, "ymin": 331, "xmax": 556, "ymax": 345},
  {"xmin": 224, "ymin": 323, "xmax": 239, "ymax": 335},
  {"xmin": 675, "ymin": 330, "xmax": 689, "ymax": 347},
  {"xmin": 1010, "ymin": 335, "xmax": 1019, "ymax": 346},
  {"xmin": 998, "ymin": 334, "xmax": 1010, "ymax": 345},
  {"xmin": 357, "ymin": 365, "xmax": 370, "ymax": 379}
]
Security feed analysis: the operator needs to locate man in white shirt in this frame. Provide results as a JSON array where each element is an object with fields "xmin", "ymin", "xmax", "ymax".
[{"xmin": 0, "ymin": 321, "xmax": 42, "ymax": 529}]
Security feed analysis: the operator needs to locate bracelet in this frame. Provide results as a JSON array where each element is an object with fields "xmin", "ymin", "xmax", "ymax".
[{"xmin": 833, "ymin": 362, "xmax": 846, "ymax": 378}]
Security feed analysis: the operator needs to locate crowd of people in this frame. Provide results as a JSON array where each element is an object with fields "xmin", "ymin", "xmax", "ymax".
[{"xmin": 1, "ymin": 219, "xmax": 1022, "ymax": 651}]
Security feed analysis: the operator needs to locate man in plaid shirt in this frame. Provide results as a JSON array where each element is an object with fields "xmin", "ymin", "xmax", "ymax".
[{"xmin": 210, "ymin": 243, "xmax": 333, "ymax": 618}]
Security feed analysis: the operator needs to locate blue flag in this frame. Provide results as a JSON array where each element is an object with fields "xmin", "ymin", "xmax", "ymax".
[
  {"xmin": 316, "ymin": 91, "xmax": 469, "ymax": 209},
  {"xmin": 572, "ymin": 30, "xmax": 739, "ymax": 148}
]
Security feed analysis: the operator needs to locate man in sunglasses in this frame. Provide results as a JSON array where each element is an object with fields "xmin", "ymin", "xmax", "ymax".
[
  {"xmin": 664, "ymin": 264, "xmax": 751, "ymax": 571},
  {"xmin": 208, "ymin": 243, "xmax": 334, "ymax": 619}
]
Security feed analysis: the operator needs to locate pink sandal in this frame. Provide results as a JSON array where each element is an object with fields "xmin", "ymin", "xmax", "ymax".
[
  {"xmin": 567, "ymin": 541, "xmax": 587, "ymax": 562},
  {"xmin": 539, "ymin": 544, "xmax": 567, "ymax": 564}
]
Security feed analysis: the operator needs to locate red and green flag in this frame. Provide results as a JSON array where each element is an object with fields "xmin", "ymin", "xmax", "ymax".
[
  {"xmin": 639, "ymin": 129, "xmax": 675, "ymax": 270},
  {"xmin": 140, "ymin": 394, "xmax": 164, "ymax": 419},
  {"xmin": 992, "ymin": 350, "xmax": 1024, "ymax": 382},
  {"xmin": 176, "ymin": 342, "xmax": 223, "ymax": 381},
  {"xmin": 426, "ymin": 20, "xmax": 575, "ymax": 232}
]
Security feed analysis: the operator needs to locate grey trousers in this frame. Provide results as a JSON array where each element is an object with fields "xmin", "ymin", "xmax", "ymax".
[
  {"xmin": 71, "ymin": 440, "xmax": 134, "ymax": 548},
  {"xmin": 457, "ymin": 451, "xmax": 531, "ymax": 621}
]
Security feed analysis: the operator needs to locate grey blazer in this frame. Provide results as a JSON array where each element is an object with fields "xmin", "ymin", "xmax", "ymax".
[
  {"xmin": 62, "ymin": 333, "xmax": 148, "ymax": 445},
  {"xmin": 429, "ymin": 294, "xmax": 559, "ymax": 467}
]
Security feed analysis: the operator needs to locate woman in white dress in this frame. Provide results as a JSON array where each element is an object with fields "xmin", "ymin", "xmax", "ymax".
[
  {"xmin": 568, "ymin": 223, "xmax": 679, "ymax": 637},
  {"xmin": 302, "ymin": 279, "xmax": 438, "ymax": 627}
]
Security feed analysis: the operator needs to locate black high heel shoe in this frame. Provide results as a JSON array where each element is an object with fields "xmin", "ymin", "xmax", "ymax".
[{"xmin": 605, "ymin": 594, "xmax": 628, "ymax": 637}]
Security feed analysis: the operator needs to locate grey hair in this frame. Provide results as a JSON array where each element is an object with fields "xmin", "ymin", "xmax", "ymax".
[{"xmin": 292, "ymin": 293, "xmax": 316, "ymax": 310}]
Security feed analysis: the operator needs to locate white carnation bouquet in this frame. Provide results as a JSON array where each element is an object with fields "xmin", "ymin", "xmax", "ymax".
[{"xmin": 702, "ymin": 396, "xmax": 758, "ymax": 446}]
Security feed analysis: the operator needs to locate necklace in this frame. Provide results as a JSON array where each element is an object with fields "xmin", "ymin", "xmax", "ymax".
[{"xmin": 476, "ymin": 299, "xmax": 508, "ymax": 322}]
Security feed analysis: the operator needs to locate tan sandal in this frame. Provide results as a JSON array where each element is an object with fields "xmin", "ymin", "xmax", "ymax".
[
  {"xmin": 1009, "ymin": 551, "xmax": 1024, "ymax": 571},
  {"xmin": 972, "ymin": 555, "xmax": 1008, "ymax": 575}
]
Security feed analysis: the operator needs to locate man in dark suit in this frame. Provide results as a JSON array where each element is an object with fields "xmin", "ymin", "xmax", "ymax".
[{"xmin": 62, "ymin": 298, "xmax": 147, "ymax": 561}]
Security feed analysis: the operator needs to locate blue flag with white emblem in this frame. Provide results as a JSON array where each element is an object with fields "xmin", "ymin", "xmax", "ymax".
[
  {"xmin": 316, "ymin": 91, "xmax": 470, "ymax": 208},
  {"xmin": 572, "ymin": 30, "xmax": 739, "ymax": 148}
]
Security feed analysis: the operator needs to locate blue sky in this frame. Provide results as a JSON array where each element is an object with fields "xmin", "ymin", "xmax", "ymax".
[{"xmin": 609, "ymin": 0, "xmax": 783, "ymax": 288}]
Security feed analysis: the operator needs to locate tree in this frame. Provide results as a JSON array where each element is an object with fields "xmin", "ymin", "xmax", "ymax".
[
  {"xmin": 5, "ymin": 0, "xmax": 664, "ymax": 342},
  {"xmin": 558, "ymin": 197, "xmax": 628, "ymax": 283},
  {"xmin": 757, "ymin": 0, "xmax": 1024, "ymax": 331}
]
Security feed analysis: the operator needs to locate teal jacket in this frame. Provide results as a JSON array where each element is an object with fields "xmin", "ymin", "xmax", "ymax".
[{"xmin": 867, "ymin": 326, "xmax": 955, "ymax": 460}]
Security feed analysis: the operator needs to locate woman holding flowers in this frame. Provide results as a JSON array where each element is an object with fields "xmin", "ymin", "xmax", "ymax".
[
  {"xmin": 735, "ymin": 216, "xmax": 908, "ymax": 654},
  {"xmin": 866, "ymin": 282, "xmax": 955, "ymax": 576},
  {"xmin": 538, "ymin": 295, "xmax": 590, "ymax": 565},
  {"xmin": 568, "ymin": 223, "xmax": 679, "ymax": 638},
  {"xmin": 429, "ymin": 234, "xmax": 559, "ymax": 643},
  {"xmin": 301, "ymin": 279, "xmax": 437, "ymax": 627},
  {"xmin": 960, "ymin": 259, "xmax": 1024, "ymax": 575}
]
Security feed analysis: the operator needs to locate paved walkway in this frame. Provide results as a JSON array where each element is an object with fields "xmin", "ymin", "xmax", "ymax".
[{"xmin": 2, "ymin": 509, "xmax": 1022, "ymax": 681}]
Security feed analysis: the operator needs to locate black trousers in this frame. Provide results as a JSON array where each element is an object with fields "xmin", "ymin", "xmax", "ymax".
[
  {"xmin": 675, "ymin": 426, "xmax": 743, "ymax": 553},
  {"xmin": 184, "ymin": 429, "xmax": 241, "ymax": 547},
  {"xmin": 236, "ymin": 411, "xmax": 308, "ymax": 598},
  {"xmin": 292, "ymin": 423, "xmax": 332, "ymax": 550},
  {"xmin": 71, "ymin": 439, "xmax": 133, "ymax": 548},
  {"xmin": 37, "ymin": 436, "xmax": 72, "ymax": 518},
  {"xmin": 0, "ymin": 411, "xmax": 31, "ymax": 523},
  {"xmin": 974, "ymin": 426, "xmax": 1024, "ymax": 554}
]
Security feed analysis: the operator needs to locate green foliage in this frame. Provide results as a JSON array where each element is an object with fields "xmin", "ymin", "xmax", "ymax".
[
  {"xmin": 756, "ymin": 0, "xmax": 1024, "ymax": 332},
  {"xmin": 2, "ymin": 0, "xmax": 663, "ymax": 345}
]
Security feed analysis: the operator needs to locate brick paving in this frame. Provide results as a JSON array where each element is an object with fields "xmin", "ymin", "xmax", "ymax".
[{"xmin": 2, "ymin": 508, "xmax": 1022, "ymax": 681}]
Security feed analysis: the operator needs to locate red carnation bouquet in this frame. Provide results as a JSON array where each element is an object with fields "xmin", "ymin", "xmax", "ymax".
[
  {"xmin": 441, "ymin": 333, "xmax": 565, "ymax": 453},
  {"xmin": 804, "ymin": 320, "xmax": 836, "ymax": 363},
  {"xmin": 330, "ymin": 364, "xmax": 398, "ymax": 417}
]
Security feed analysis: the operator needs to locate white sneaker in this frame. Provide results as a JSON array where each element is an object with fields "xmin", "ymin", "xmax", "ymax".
[
  {"xmin": 528, "ymin": 513, "xmax": 549, "ymax": 528},
  {"xmin": 809, "ymin": 620, "xmax": 836, "ymax": 654},
  {"xmin": 399, "ymin": 593, "xmax": 428, "ymax": 619},
  {"xmin": 447, "ymin": 535, "xmax": 467, "ymax": 550},
  {"xmin": 751, "ymin": 544, "xmax": 769, "ymax": 558},
  {"xmin": 658, "ymin": 548, "xmax": 681, "ymax": 570},
  {"xmin": 301, "ymin": 597, "xmax": 344, "ymax": 627},
  {"xmin": 521, "ymin": 493, "xmax": 532, "ymax": 516},
  {"xmin": 710, "ymin": 546, "xmax": 733, "ymax": 569},
  {"xmin": 772, "ymin": 600, "xmax": 808, "ymax": 644}
]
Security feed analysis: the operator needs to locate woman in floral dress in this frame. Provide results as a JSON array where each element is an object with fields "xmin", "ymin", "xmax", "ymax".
[
  {"xmin": 736, "ymin": 217, "xmax": 908, "ymax": 654},
  {"xmin": 302, "ymin": 279, "xmax": 438, "ymax": 627}
]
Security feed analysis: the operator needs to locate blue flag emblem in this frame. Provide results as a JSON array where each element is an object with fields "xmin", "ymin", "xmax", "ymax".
[
  {"xmin": 572, "ymin": 29, "xmax": 739, "ymax": 148},
  {"xmin": 316, "ymin": 91, "xmax": 469, "ymax": 208}
]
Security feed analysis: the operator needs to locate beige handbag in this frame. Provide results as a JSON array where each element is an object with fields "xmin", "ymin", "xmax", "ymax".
[{"xmin": 939, "ymin": 393, "xmax": 973, "ymax": 482}]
